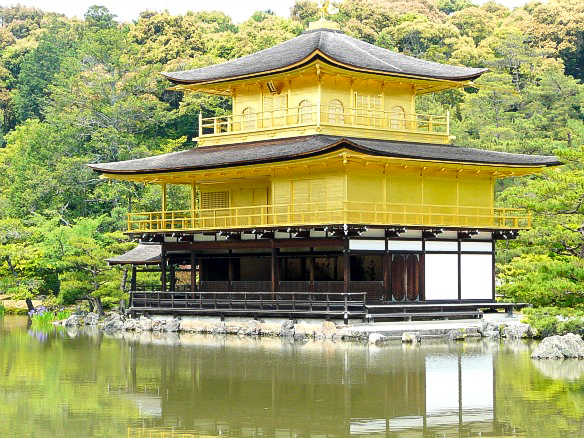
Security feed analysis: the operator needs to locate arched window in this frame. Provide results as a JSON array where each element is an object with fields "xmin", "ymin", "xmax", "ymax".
[
  {"xmin": 390, "ymin": 106, "xmax": 406, "ymax": 130},
  {"xmin": 242, "ymin": 107, "xmax": 257, "ymax": 130},
  {"xmin": 298, "ymin": 100, "xmax": 313, "ymax": 123},
  {"xmin": 327, "ymin": 99, "xmax": 345, "ymax": 124}
]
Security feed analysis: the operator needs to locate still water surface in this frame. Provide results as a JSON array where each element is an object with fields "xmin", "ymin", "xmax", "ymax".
[{"xmin": 1, "ymin": 316, "xmax": 583, "ymax": 437}]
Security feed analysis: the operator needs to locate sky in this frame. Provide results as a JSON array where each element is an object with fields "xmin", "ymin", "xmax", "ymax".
[{"xmin": 0, "ymin": 0, "xmax": 539, "ymax": 24}]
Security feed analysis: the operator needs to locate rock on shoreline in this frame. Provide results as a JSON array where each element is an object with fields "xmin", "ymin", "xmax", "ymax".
[
  {"xmin": 531, "ymin": 333, "xmax": 584, "ymax": 359},
  {"xmin": 57, "ymin": 312, "xmax": 542, "ymax": 344}
]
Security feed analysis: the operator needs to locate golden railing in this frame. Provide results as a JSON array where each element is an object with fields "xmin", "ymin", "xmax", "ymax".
[
  {"xmin": 127, "ymin": 201, "xmax": 531, "ymax": 232},
  {"xmin": 199, "ymin": 105, "xmax": 449, "ymax": 137}
]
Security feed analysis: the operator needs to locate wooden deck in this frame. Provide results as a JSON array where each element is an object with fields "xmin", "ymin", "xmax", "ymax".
[
  {"xmin": 130, "ymin": 291, "xmax": 368, "ymax": 321},
  {"xmin": 129, "ymin": 290, "xmax": 528, "ymax": 322}
]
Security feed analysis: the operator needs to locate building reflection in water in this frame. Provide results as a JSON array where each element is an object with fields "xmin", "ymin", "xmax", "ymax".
[{"xmin": 113, "ymin": 334, "xmax": 508, "ymax": 437}]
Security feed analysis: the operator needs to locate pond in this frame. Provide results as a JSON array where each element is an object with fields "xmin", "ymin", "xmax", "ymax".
[{"xmin": 1, "ymin": 316, "xmax": 583, "ymax": 437}]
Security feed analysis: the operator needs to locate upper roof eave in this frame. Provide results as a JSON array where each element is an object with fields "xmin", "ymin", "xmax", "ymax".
[
  {"xmin": 161, "ymin": 28, "xmax": 488, "ymax": 87},
  {"xmin": 162, "ymin": 51, "xmax": 488, "ymax": 87}
]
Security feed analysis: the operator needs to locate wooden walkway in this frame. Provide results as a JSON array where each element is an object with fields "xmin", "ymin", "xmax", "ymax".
[
  {"xmin": 130, "ymin": 291, "xmax": 368, "ymax": 321},
  {"xmin": 129, "ymin": 290, "xmax": 529, "ymax": 322}
]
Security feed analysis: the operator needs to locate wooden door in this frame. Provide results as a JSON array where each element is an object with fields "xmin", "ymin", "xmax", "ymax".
[
  {"xmin": 406, "ymin": 254, "xmax": 420, "ymax": 301},
  {"xmin": 390, "ymin": 254, "xmax": 420, "ymax": 301},
  {"xmin": 391, "ymin": 254, "xmax": 406, "ymax": 301}
]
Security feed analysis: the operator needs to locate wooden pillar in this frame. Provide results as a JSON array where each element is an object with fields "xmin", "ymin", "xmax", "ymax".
[
  {"xmin": 271, "ymin": 246, "xmax": 279, "ymax": 298},
  {"xmin": 161, "ymin": 249, "xmax": 167, "ymax": 292},
  {"xmin": 343, "ymin": 238, "xmax": 350, "ymax": 294},
  {"xmin": 190, "ymin": 180, "xmax": 196, "ymax": 228},
  {"xmin": 169, "ymin": 264, "xmax": 176, "ymax": 292},
  {"xmin": 309, "ymin": 249, "xmax": 315, "ymax": 293},
  {"xmin": 383, "ymin": 252, "xmax": 391, "ymax": 302},
  {"xmin": 228, "ymin": 251, "xmax": 234, "ymax": 292},
  {"xmin": 190, "ymin": 251, "xmax": 197, "ymax": 293},
  {"xmin": 130, "ymin": 265, "xmax": 137, "ymax": 291},
  {"xmin": 161, "ymin": 183, "xmax": 167, "ymax": 229}
]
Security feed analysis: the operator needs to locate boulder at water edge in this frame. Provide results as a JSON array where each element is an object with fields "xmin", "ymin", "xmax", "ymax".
[
  {"xmin": 531, "ymin": 333, "xmax": 584, "ymax": 359},
  {"xmin": 402, "ymin": 332, "xmax": 421, "ymax": 344},
  {"xmin": 368, "ymin": 332, "xmax": 387, "ymax": 345},
  {"xmin": 64, "ymin": 315, "xmax": 81, "ymax": 327},
  {"xmin": 502, "ymin": 323, "xmax": 534, "ymax": 339},
  {"xmin": 84, "ymin": 312, "xmax": 99, "ymax": 326}
]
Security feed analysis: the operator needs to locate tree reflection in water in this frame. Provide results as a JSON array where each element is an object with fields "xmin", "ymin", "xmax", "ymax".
[{"xmin": 0, "ymin": 316, "xmax": 583, "ymax": 437}]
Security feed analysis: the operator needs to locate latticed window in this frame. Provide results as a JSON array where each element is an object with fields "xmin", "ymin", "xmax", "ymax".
[
  {"xmin": 354, "ymin": 93, "xmax": 382, "ymax": 126},
  {"xmin": 327, "ymin": 99, "xmax": 345, "ymax": 124},
  {"xmin": 242, "ymin": 107, "xmax": 256, "ymax": 130},
  {"xmin": 201, "ymin": 191, "xmax": 230, "ymax": 211},
  {"xmin": 298, "ymin": 99, "xmax": 313, "ymax": 123},
  {"xmin": 390, "ymin": 105, "xmax": 406, "ymax": 130},
  {"xmin": 263, "ymin": 95, "xmax": 287, "ymax": 111},
  {"xmin": 264, "ymin": 95, "xmax": 287, "ymax": 126}
]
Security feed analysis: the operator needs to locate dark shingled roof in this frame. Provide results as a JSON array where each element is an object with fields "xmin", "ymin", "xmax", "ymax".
[
  {"xmin": 89, "ymin": 135, "xmax": 561, "ymax": 175},
  {"xmin": 107, "ymin": 244, "xmax": 161, "ymax": 265},
  {"xmin": 162, "ymin": 28, "xmax": 487, "ymax": 84}
]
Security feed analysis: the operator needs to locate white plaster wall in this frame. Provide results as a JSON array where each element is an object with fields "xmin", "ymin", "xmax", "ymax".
[
  {"xmin": 460, "ymin": 254, "xmax": 493, "ymax": 300},
  {"xmin": 349, "ymin": 240, "xmax": 385, "ymax": 251},
  {"xmin": 424, "ymin": 254, "xmax": 458, "ymax": 300},
  {"xmin": 388, "ymin": 240, "xmax": 423, "ymax": 251},
  {"xmin": 461, "ymin": 241, "xmax": 492, "ymax": 252},
  {"xmin": 425, "ymin": 241, "xmax": 458, "ymax": 252}
]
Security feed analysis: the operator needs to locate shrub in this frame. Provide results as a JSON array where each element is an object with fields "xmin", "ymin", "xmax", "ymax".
[
  {"xmin": 498, "ymin": 254, "xmax": 584, "ymax": 308},
  {"xmin": 522, "ymin": 307, "xmax": 584, "ymax": 337},
  {"xmin": 0, "ymin": 304, "xmax": 5, "ymax": 316}
]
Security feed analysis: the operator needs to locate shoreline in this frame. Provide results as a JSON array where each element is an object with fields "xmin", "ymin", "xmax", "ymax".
[{"xmin": 55, "ymin": 311, "xmax": 536, "ymax": 343}]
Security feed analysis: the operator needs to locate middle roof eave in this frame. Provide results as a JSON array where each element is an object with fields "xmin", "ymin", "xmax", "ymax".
[{"xmin": 88, "ymin": 135, "xmax": 561, "ymax": 175}]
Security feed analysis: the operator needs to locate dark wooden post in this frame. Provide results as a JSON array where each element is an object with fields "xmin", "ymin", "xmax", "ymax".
[
  {"xmin": 343, "ymin": 239, "xmax": 350, "ymax": 294},
  {"xmin": 343, "ymin": 239, "xmax": 350, "ymax": 322},
  {"xmin": 130, "ymin": 266, "xmax": 137, "ymax": 291},
  {"xmin": 190, "ymin": 251, "xmax": 197, "ymax": 293},
  {"xmin": 271, "ymin": 245, "xmax": 279, "ymax": 299},
  {"xmin": 228, "ymin": 251, "xmax": 234, "ymax": 292},
  {"xmin": 161, "ymin": 249, "xmax": 167, "ymax": 292},
  {"xmin": 383, "ymin": 253, "xmax": 391, "ymax": 302},
  {"xmin": 169, "ymin": 264, "xmax": 176, "ymax": 292},
  {"xmin": 309, "ymin": 249, "xmax": 315, "ymax": 293}
]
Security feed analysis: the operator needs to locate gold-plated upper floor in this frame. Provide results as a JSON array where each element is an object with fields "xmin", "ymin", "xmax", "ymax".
[{"xmin": 198, "ymin": 104, "xmax": 450, "ymax": 146}]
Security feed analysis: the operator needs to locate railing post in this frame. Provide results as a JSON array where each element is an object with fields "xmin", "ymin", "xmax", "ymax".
[
  {"xmin": 446, "ymin": 109, "xmax": 450, "ymax": 136},
  {"xmin": 198, "ymin": 112, "xmax": 202, "ymax": 136},
  {"xmin": 316, "ymin": 100, "xmax": 321, "ymax": 129}
]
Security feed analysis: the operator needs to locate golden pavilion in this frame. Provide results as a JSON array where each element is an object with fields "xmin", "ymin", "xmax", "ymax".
[{"xmin": 93, "ymin": 18, "xmax": 559, "ymax": 321}]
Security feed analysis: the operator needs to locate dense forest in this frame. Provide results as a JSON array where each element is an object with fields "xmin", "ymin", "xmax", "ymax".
[{"xmin": 0, "ymin": 0, "xmax": 582, "ymax": 316}]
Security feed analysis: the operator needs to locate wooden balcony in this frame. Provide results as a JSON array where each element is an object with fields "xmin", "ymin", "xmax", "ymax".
[
  {"xmin": 197, "ymin": 105, "xmax": 451, "ymax": 146},
  {"xmin": 127, "ymin": 201, "xmax": 531, "ymax": 233}
]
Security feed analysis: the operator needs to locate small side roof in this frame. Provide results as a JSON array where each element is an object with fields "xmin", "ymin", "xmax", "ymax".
[
  {"xmin": 88, "ymin": 135, "xmax": 561, "ymax": 175},
  {"xmin": 162, "ymin": 28, "xmax": 487, "ymax": 85},
  {"xmin": 107, "ymin": 244, "xmax": 161, "ymax": 265}
]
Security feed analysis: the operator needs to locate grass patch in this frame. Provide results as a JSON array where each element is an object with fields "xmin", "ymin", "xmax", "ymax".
[{"xmin": 28, "ymin": 306, "xmax": 72, "ymax": 325}]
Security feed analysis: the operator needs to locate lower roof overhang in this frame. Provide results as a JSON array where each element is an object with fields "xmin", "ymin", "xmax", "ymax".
[{"xmin": 88, "ymin": 135, "xmax": 561, "ymax": 184}]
